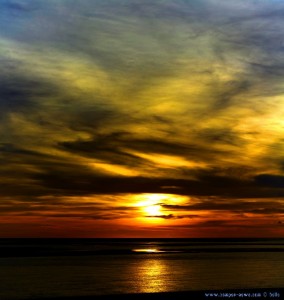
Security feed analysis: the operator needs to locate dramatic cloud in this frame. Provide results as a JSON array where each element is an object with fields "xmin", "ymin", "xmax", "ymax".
[{"xmin": 1, "ymin": 0, "xmax": 284, "ymax": 237}]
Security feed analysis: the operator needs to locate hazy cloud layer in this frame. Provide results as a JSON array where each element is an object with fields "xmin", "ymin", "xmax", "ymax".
[{"xmin": 1, "ymin": 0, "xmax": 284, "ymax": 236}]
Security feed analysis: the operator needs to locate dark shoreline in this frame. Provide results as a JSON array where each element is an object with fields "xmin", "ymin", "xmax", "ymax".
[
  {"xmin": 27, "ymin": 289, "xmax": 284, "ymax": 300},
  {"xmin": 1, "ymin": 247, "xmax": 284, "ymax": 257}
]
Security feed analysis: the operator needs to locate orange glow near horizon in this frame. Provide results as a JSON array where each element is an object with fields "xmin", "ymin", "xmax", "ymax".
[
  {"xmin": 132, "ymin": 248, "xmax": 164, "ymax": 253},
  {"xmin": 2, "ymin": 192, "xmax": 284, "ymax": 238}
]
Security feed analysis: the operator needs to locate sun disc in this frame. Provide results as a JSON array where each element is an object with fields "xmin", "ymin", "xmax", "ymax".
[{"xmin": 144, "ymin": 204, "xmax": 161, "ymax": 216}]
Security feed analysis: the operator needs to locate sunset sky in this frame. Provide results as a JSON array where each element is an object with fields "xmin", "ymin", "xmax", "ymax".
[{"xmin": 1, "ymin": 0, "xmax": 284, "ymax": 237}]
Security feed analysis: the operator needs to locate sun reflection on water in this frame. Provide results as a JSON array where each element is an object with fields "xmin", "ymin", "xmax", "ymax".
[
  {"xmin": 132, "ymin": 248, "xmax": 164, "ymax": 253},
  {"xmin": 130, "ymin": 256, "xmax": 173, "ymax": 293}
]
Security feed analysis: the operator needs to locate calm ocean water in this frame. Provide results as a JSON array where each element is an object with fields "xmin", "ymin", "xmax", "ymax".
[{"xmin": 0, "ymin": 239, "xmax": 284, "ymax": 299}]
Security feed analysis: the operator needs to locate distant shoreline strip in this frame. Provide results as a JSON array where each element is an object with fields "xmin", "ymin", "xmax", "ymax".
[{"xmin": 1, "ymin": 247, "xmax": 284, "ymax": 257}]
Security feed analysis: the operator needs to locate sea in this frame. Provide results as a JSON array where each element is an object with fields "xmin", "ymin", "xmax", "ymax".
[{"xmin": 0, "ymin": 238, "xmax": 284, "ymax": 299}]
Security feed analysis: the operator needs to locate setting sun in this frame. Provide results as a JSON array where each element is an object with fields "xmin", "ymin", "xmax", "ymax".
[
  {"xmin": 130, "ymin": 193, "xmax": 190, "ymax": 220},
  {"xmin": 133, "ymin": 194, "xmax": 169, "ymax": 216},
  {"xmin": 144, "ymin": 204, "xmax": 161, "ymax": 216}
]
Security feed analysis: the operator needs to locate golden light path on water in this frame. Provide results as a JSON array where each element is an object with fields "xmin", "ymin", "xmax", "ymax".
[{"xmin": 130, "ymin": 257, "xmax": 172, "ymax": 293}]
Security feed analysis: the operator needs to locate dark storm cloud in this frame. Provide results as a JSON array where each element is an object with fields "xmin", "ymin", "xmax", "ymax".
[
  {"xmin": 161, "ymin": 198, "xmax": 284, "ymax": 215},
  {"xmin": 0, "ymin": 75, "xmax": 57, "ymax": 116},
  {"xmin": 209, "ymin": 80, "xmax": 252, "ymax": 112},
  {"xmin": 0, "ymin": 193, "xmax": 138, "ymax": 220},
  {"xmin": 59, "ymin": 132, "xmax": 142, "ymax": 166},
  {"xmin": 0, "ymin": 143, "xmax": 45, "ymax": 157},
  {"xmin": 173, "ymin": 219, "xmax": 280, "ymax": 229},
  {"xmin": 0, "ymin": 67, "xmax": 116, "ymax": 135},
  {"xmin": 255, "ymin": 174, "xmax": 284, "ymax": 188},
  {"xmin": 197, "ymin": 127, "xmax": 242, "ymax": 146},
  {"xmin": 27, "ymin": 170, "xmax": 284, "ymax": 199},
  {"xmin": 59, "ymin": 131, "xmax": 232, "ymax": 173}
]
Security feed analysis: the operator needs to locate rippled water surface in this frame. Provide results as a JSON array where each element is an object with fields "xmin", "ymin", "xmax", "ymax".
[{"xmin": 0, "ymin": 239, "xmax": 284, "ymax": 299}]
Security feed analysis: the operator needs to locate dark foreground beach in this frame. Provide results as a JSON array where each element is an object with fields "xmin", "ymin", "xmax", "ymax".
[
  {"xmin": 1, "ymin": 239, "xmax": 284, "ymax": 300},
  {"xmin": 32, "ymin": 289, "xmax": 284, "ymax": 300}
]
